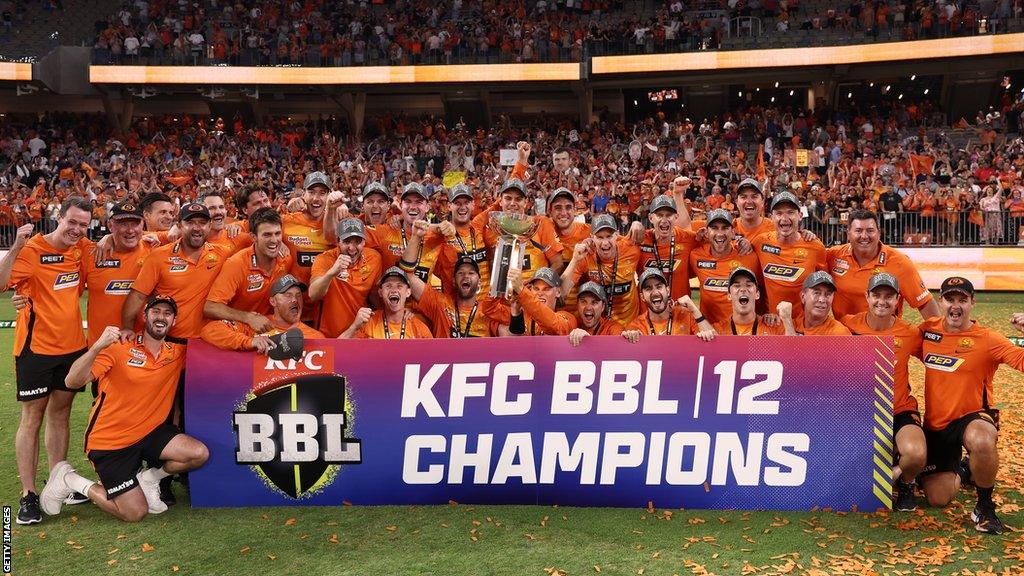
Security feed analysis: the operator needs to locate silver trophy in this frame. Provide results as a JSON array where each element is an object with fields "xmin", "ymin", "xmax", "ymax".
[{"xmin": 488, "ymin": 212, "xmax": 539, "ymax": 297}]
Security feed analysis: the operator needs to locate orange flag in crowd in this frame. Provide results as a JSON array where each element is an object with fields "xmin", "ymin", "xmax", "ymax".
[
  {"xmin": 756, "ymin": 144, "xmax": 766, "ymax": 181},
  {"xmin": 80, "ymin": 162, "xmax": 96, "ymax": 180},
  {"xmin": 910, "ymin": 155, "xmax": 933, "ymax": 178}
]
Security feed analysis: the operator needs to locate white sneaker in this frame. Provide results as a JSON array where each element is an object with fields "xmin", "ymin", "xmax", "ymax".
[
  {"xmin": 40, "ymin": 461, "xmax": 73, "ymax": 516},
  {"xmin": 136, "ymin": 470, "xmax": 168, "ymax": 514}
]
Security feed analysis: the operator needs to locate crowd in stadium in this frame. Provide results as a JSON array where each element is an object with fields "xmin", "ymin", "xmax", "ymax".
[{"xmin": 88, "ymin": 0, "xmax": 1024, "ymax": 66}]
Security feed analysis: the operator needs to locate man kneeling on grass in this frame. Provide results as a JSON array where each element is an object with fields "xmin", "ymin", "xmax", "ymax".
[{"xmin": 41, "ymin": 295, "xmax": 209, "ymax": 522}]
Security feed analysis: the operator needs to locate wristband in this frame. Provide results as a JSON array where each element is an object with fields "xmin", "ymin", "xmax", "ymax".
[
  {"xmin": 398, "ymin": 259, "xmax": 418, "ymax": 272},
  {"xmin": 693, "ymin": 315, "xmax": 706, "ymax": 324},
  {"xmin": 509, "ymin": 312, "xmax": 526, "ymax": 335}
]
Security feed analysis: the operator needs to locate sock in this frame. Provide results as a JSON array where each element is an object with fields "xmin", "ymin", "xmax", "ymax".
[
  {"xmin": 140, "ymin": 466, "xmax": 171, "ymax": 484},
  {"xmin": 65, "ymin": 471, "xmax": 96, "ymax": 497},
  {"xmin": 976, "ymin": 485, "xmax": 994, "ymax": 507}
]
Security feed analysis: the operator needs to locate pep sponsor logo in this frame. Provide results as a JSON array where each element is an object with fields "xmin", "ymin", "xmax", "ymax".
[
  {"xmin": 923, "ymin": 353, "xmax": 964, "ymax": 373},
  {"xmin": 762, "ymin": 264, "xmax": 803, "ymax": 282},
  {"xmin": 53, "ymin": 271, "xmax": 80, "ymax": 290},
  {"xmin": 169, "ymin": 264, "xmax": 188, "ymax": 273},
  {"xmin": 703, "ymin": 277, "xmax": 730, "ymax": 292},
  {"xmin": 104, "ymin": 279, "xmax": 134, "ymax": 295}
]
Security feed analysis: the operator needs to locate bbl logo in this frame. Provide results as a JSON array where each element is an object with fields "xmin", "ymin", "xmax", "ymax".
[{"xmin": 233, "ymin": 350, "xmax": 362, "ymax": 498}]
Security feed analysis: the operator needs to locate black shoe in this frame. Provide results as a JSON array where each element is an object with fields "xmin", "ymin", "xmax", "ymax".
[
  {"xmin": 159, "ymin": 476, "xmax": 176, "ymax": 506},
  {"xmin": 17, "ymin": 492, "xmax": 41, "ymax": 525},
  {"xmin": 971, "ymin": 503, "xmax": 1006, "ymax": 535},
  {"xmin": 958, "ymin": 456, "xmax": 974, "ymax": 488},
  {"xmin": 64, "ymin": 491, "xmax": 90, "ymax": 505},
  {"xmin": 895, "ymin": 480, "xmax": 918, "ymax": 512}
]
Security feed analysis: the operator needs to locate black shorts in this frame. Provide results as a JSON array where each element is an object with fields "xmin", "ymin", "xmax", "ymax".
[
  {"xmin": 15, "ymin": 347, "xmax": 87, "ymax": 402},
  {"xmin": 87, "ymin": 423, "xmax": 180, "ymax": 500},
  {"xmin": 923, "ymin": 410, "xmax": 999, "ymax": 475},
  {"xmin": 894, "ymin": 410, "xmax": 922, "ymax": 436}
]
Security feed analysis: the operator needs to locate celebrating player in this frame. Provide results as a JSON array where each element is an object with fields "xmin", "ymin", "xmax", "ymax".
[
  {"xmin": 785, "ymin": 271, "xmax": 851, "ymax": 335},
  {"xmin": 750, "ymin": 191, "xmax": 827, "ymax": 315},
  {"xmin": 202, "ymin": 274, "xmax": 325, "ymax": 352},
  {"xmin": 560, "ymin": 214, "xmax": 641, "ymax": 324},
  {"xmin": 636, "ymin": 195, "xmax": 698, "ymax": 301},
  {"xmin": 340, "ymin": 267, "xmax": 432, "ymax": 339},
  {"xmin": 712, "ymin": 267, "xmax": 793, "ymax": 335},
  {"xmin": 690, "ymin": 209, "xmax": 763, "ymax": 326},
  {"xmin": 622, "ymin": 269, "xmax": 716, "ymax": 341},
  {"xmin": 309, "ymin": 218, "xmax": 383, "ymax": 338},
  {"xmin": 568, "ymin": 282, "xmax": 627, "ymax": 346},
  {"xmin": 500, "ymin": 267, "xmax": 576, "ymax": 336}
]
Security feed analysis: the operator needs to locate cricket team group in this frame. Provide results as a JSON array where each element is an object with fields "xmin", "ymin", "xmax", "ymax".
[{"xmin": 3, "ymin": 142, "xmax": 1023, "ymax": 534}]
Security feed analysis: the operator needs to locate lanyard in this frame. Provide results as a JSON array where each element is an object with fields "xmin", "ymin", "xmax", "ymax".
[
  {"xmin": 453, "ymin": 302, "xmax": 479, "ymax": 338},
  {"xmin": 730, "ymin": 317, "xmax": 759, "ymax": 335},
  {"xmin": 454, "ymin": 227, "xmax": 477, "ymax": 254},
  {"xmin": 530, "ymin": 320, "xmax": 538, "ymax": 336},
  {"xmin": 400, "ymin": 226, "xmax": 423, "ymax": 268},
  {"xmin": 383, "ymin": 316, "xmax": 407, "ymax": 340},
  {"xmin": 597, "ymin": 252, "xmax": 620, "ymax": 319},
  {"xmin": 647, "ymin": 313, "xmax": 673, "ymax": 335}
]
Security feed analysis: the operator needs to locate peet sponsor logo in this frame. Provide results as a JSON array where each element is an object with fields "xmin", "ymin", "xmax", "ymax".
[
  {"xmin": 53, "ymin": 272, "xmax": 80, "ymax": 290},
  {"xmin": 40, "ymin": 254, "xmax": 64, "ymax": 264},
  {"xmin": 923, "ymin": 353, "xmax": 963, "ymax": 372},
  {"xmin": 923, "ymin": 331, "xmax": 943, "ymax": 343},
  {"xmin": 761, "ymin": 245, "xmax": 782, "ymax": 256},
  {"xmin": 96, "ymin": 259, "xmax": 122, "ymax": 268},
  {"xmin": 104, "ymin": 279, "xmax": 134, "ymax": 295},
  {"xmin": 696, "ymin": 260, "xmax": 717, "ymax": 270}
]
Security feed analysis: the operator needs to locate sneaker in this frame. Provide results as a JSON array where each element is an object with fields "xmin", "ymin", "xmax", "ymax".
[
  {"xmin": 64, "ymin": 491, "xmax": 90, "ymax": 505},
  {"xmin": 895, "ymin": 480, "xmax": 918, "ymax": 512},
  {"xmin": 39, "ymin": 461, "xmax": 74, "ymax": 516},
  {"xmin": 16, "ymin": 492, "xmax": 41, "ymax": 525},
  {"xmin": 971, "ymin": 503, "xmax": 1006, "ymax": 535},
  {"xmin": 136, "ymin": 471, "xmax": 168, "ymax": 515},
  {"xmin": 958, "ymin": 456, "xmax": 974, "ymax": 488},
  {"xmin": 159, "ymin": 476, "xmax": 176, "ymax": 506}
]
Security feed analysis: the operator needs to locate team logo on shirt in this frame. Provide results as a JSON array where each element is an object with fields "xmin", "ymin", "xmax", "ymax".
[
  {"xmin": 794, "ymin": 248, "xmax": 809, "ymax": 259},
  {"xmin": 762, "ymin": 264, "xmax": 803, "ymax": 282},
  {"xmin": 728, "ymin": 260, "xmax": 741, "ymax": 270},
  {"xmin": 761, "ymin": 244, "xmax": 782, "ymax": 255},
  {"xmin": 704, "ymin": 277, "xmax": 730, "ymax": 292},
  {"xmin": 53, "ymin": 272, "xmax": 80, "ymax": 290},
  {"xmin": 923, "ymin": 353, "xmax": 964, "ymax": 372},
  {"xmin": 958, "ymin": 338, "xmax": 974, "ymax": 350},
  {"xmin": 40, "ymin": 254, "xmax": 64, "ymax": 264},
  {"xmin": 105, "ymin": 280, "xmax": 134, "ymax": 295}
]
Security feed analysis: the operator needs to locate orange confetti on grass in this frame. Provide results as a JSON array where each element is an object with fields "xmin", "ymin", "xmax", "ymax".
[
  {"xmin": 142, "ymin": 543, "xmax": 155, "ymax": 553},
  {"xmin": 284, "ymin": 518, "xmax": 297, "ymax": 526},
  {"xmin": 328, "ymin": 534, "xmax": 339, "ymax": 544}
]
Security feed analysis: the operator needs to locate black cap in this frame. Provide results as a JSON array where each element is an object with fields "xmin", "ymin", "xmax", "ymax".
[
  {"xmin": 337, "ymin": 218, "xmax": 366, "ymax": 241},
  {"xmin": 501, "ymin": 179, "xmax": 527, "ymax": 196},
  {"xmin": 867, "ymin": 273, "xmax": 900, "ymax": 293},
  {"xmin": 940, "ymin": 276, "xmax": 974, "ymax": 297},
  {"xmin": 728, "ymin": 267, "xmax": 758, "ymax": 286},
  {"xmin": 802, "ymin": 271, "xmax": 836, "ymax": 290},
  {"xmin": 270, "ymin": 274, "xmax": 307, "ymax": 296},
  {"xmin": 638, "ymin": 268, "xmax": 668, "ymax": 288},
  {"xmin": 362, "ymin": 181, "xmax": 390, "ymax": 201},
  {"xmin": 448, "ymin": 183, "xmax": 473, "ymax": 202},
  {"xmin": 145, "ymin": 294, "xmax": 178, "ymax": 314},
  {"xmin": 267, "ymin": 327, "xmax": 305, "ymax": 362},
  {"xmin": 179, "ymin": 202, "xmax": 211, "ymax": 221},
  {"xmin": 454, "ymin": 255, "xmax": 480, "ymax": 275},
  {"xmin": 547, "ymin": 187, "xmax": 575, "ymax": 207},
  {"xmin": 109, "ymin": 200, "xmax": 144, "ymax": 221},
  {"xmin": 380, "ymin": 266, "xmax": 410, "ymax": 286}
]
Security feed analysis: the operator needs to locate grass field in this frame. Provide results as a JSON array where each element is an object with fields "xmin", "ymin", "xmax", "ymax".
[{"xmin": 3, "ymin": 294, "xmax": 1024, "ymax": 576}]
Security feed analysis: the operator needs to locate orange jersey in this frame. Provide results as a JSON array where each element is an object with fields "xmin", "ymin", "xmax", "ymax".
[
  {"xmin": 626, "ymin": 308, "xmax": 701, "ymax": 335},
  {"xmin": 918, "ymin": 318, "xmax": 1024, "ymax": 431},
  {"xmin": 85, "ymin": 335, "xmax": 186, "ymax": 451},
  {"xmin": 637, "ymin": 228, "xmax": 699, "ymax": 301},
  {"xmin": 519, "ymin": 289, "xmax": 577, "ymax": 336},
  {"xmin": 200, "ymin": 317, "xmax": 325, "ymax": 351},
  {"xmin": 689, "ymin": 243, "xmax": 762, "ymax": 327},
  {"xmin": 735, "ymin": 217, "xmax": 775, "ymax": 240},
  {"xmin": 417, "ymin": 288, "xmax": 501, "ymax": 338},
  {"xmin": 712, "ymin": 315, "xmax": 786, "ymax": 335},
  {"xmin": 365, "ymin": 223, "xmax": 445, "ymax": 283},
  {"xmin": 435, "ymin": 223, "xmax": 490, "ymax": 297},
  {"xmin": 81, "ymin": 242, "xmax": 153, "ymax": 346},
  {"xmin": 750, "ymin": 232, "xmax": 827, "ymax": 314},
  {"xmin": 206, "ymin": 226, "xmax": 253, "ymax": 255},
  {"xmin": 281, "ymin": 211, "xmax": 331, "ymax": 284},
  {"xmin": 310, "ymin": 247, "xmax": 383, "ymax": 337},
  {"xmin": 570, "ymin": 238, "xmax": 641, "ymax": 325},
  {"xmin": 795, "ymin": 315, "xmax": 852, "ymax": 336},
  {"xmin": 579, "ymin": 317, "xmax": 625, "ymax": 336},
  {"xmin": 6, "ymin": 235, "xmax": 89, "ymax": 356},
  {"xmin": 206, "ymin": 247, "xmax": 293, "ymax": 315},
  {"xmin": 840, "ymin": 313, "xmax": 921, "ymax": 414},
  {"xmin": 132, "ymin": 240, "xmax": 230, "ymax": 339},
  {"xmin": 356, "ymin": 310, "xmax": 433, "ymax": 339},
  {"xmin": 826, "ymin": 243, "xmax": 933, "ymax": 318},
  {"xmin": 554, "ymin": 220, "xmax": 592, "ymax": 311}
]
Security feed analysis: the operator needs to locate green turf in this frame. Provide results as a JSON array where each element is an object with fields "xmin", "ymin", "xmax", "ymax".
[{"xmin": 3, "ymin": 294, "xmax": 1024, "ymax": 576}]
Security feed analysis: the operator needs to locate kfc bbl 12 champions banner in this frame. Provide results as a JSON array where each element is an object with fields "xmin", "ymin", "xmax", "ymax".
[{"xmin": 184, "ymin": 336, "xmax": 896, "ymax": 511}]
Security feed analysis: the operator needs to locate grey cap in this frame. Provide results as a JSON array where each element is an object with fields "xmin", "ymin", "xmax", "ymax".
[
  {"xmin": 728, "ymin": 267, "xmax": 758, "ymax": 286},
  {"xmin": 304, "ymin": 171, "xmax": 331, "ymax": 191},
  {"xmin": 528, "ymin": 267, "xmax": 560, "ymax": 287},
  {"xmin": 769, "ymin": 191, "xmax": 801, "ymax": 211},
  {"xmin": 591, "ymin": 214, "xmax": 617, "ymax": 234},
  {"xmin": 362, "ymin": 181, "xmax": 390, "ymax": 201},
  {"xmin": 337, "ymin": 218, "xmax": 366, "ymax": 241},
  {"xmin": 380, "ymin": 266, "xmax": 410, "ymax": 286},
  {"xmin": 868, "ymin": 272, "xmax": 900, "ymax": 293},
  {"xmin": 648, "ymin": 194, "xmax": 677, "ymax": 214},
  {"xmin": 706, "ymin": 208, "xmax": 734, "ymax": 226},
  {"xmin": 547, "ymin": 187, "xmax": 575, "ymax": 207},
  {"xmin": 501, "ymin": 178, "xmax": 527, "ymax": 196},
  {"xmin": 737, "ymin": 177, "xmax": 763, "ymax": 195},
  {"xmin": 270, "ymin": 274, "xmax": 308, "ymax": 296},
  {"xmin": 448, "ymin": 183, "xmax": 473, "ymax": 202},
  {"xmin": 802, "ymin": 271, "xmax": 836, "ymax": 290},
  {"xmin": 638, "ymin": 267, "xmax": 668, "ymax": 288},
  {"xmin": 577, "ymin": 281, "xmax": 608, "ymax": 304},
  {"xmin": 401, "ymin": 182, "xmax": 430, "ymax": 200}
]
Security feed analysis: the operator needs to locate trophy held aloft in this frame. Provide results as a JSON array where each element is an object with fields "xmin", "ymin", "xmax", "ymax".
[{"xmin": 488, "ymin": 211, "xmax": 539, "ymax": 297}]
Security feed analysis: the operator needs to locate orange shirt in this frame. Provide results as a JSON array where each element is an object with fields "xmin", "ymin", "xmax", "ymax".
[
  {"xmin": 625, "ymin": 308, "xmax": 700, "ymax": 335},
  {"xmin": 826, "ymin": 243, "xmax": 933, "ymax": 319},
  {"xmin": 579, "ymin": 317, "xmax": 625, "ymax": 336},
  {"xmin": 554, "ymin": 220, "xmax": 592, "ymax": 311},
  {"xmin": 435, "ymin": 223, "xmax": 490, "ymax": 298},
  {"xmin": 735, "ymin": 217, "xmax": 775, "ymax": 240},
  {"xmin": 689, "ymin": 243, "xmax": 762, "ymax": 327},
  {"xmin": 6, "ymin": 235, "xmax": 89, "ymax": 356},
  {"xmin": 81, "ymin": 242, "xmax": 153, "ymax": 346},
  {"xmin": 206, "ymin": 247, "xmax": 293, "ymax": 316},
  {"xmin": 356, "ymin": 310, "xmax": 433, "ymax": 339},
  {"xmin": 206, "ymin": 225, "xmax": 253, "ymax": 255},
  {"xmin": 200, "ymin": 317, "xmax": 325, "ymax": 351},
  {"xmin": 637, "ymin": 228, "xmax": 699, "ymax": 301},
  {"xmin": 712, "ymin": 315, "xmax": 786, "ymax": 335},
  {"xmin": 518, "ymin": 289, "xmax": 577, "ymax": 336},
  {"xmin": 417, "ymin": 288, "xmax": 501, "ymax": 338},
  {"xmin": 281, "ymin": 211, "xmax": 330, "ymax": 284},
  {"xmin": 132, "ymin": 240, "xmax": 230, "ymax": 339},
  {"xmin": 750, "ymin": 232, "xmax": 827, "ymax": 315},
  {"xmin": 310, "ymin": 247, "xmax": 383, "ymax": 337},
  {"xmin": 569, "ymin": 238, "xmax": 641, "ymax": 325},
  {"xmin": 840, "ymin": 313, "xmax": 921, "ymax": 414},
  {"xmin": 795, "ymin": 315, "xmax": 852, "ymax": 335},
  {"xmin": 918, "ymin": 318, "xmax": 1024, "ymax": 431},
  {"xmin": 85, "ymin": 335, "xmax": 186, "ymax": 451},
  {"xmin": 365, "ymin": 223, "xmax": 445, "ymax": 283}
]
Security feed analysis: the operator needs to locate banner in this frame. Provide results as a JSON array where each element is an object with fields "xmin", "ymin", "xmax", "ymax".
[
  {"xmin": 184, "ymin": 336, "xmax": 895, "ymax": 511},
  {"xmin": 442, "ymin": 170, "xmax": 466, "ymax": 188},
  {"xmin": 499, "ymin": 149, "xmax": 518, "ymax": 167}
]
